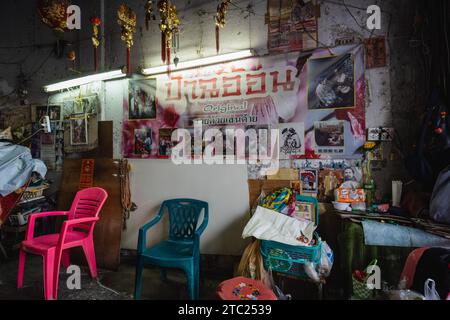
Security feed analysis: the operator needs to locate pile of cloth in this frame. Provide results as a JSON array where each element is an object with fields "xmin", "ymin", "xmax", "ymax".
[
  {"xmin": 243, "ymin": 188, "xmax": 316, "ymax": 246},
  {"xmin": 0, "ymin": 141, "xmax": 47, "ymax": 224}
]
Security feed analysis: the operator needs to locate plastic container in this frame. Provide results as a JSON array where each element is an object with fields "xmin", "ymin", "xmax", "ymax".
[
  {"xmin": 260, "ymin": 233, "xmax": 322, "ymax": 278},
  {"xmin": 260, "ymin": 194, "xmax": 321, "ymax": 279}
]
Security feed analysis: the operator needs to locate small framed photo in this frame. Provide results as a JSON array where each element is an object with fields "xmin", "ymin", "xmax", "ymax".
[
  {"xmin": 293, "ymin": 202, "xmax": 314, "ymax": 222},
  {"xmin": 32, "ymin": 105, "xmax": 62, "ymax": 122},
  {"xmin": 70, "ymin": 115, "xmax": 88, "ymax": 145},
  {"xmin": 300, "ymin": 168, "xmax": 319, "ymax": 193}
]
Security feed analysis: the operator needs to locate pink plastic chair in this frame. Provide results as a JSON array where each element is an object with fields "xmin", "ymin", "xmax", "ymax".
[{"xmin": 17, "ymin": 187, "xmax": 108, "ymax": 300}]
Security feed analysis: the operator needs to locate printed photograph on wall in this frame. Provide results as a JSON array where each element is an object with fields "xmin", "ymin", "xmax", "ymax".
[
  {"xmin": 314, "ymin": 121, "xmax": 345, "ymax": 154},
  {"xmin": 279, "ymin": 122, "xmax": 304, "ymax": 159},
  {"xmin": 339, "ymin": 166, "xmax": 363, "ymax": 189},
  {"xmin": 268, "ymin": 0, "xmax": 318, "ymax": 53},
  {"xmin": 129, "ymin": 79, "xmax": 157, "ymax": 120},
  {"xmin": 158, "ymin": 128, "xmax": 176, "ymax": 157},
  {"xmin": 307, "ymin": 53, "xmax": 355, "ymax": 110},
  {"xmin": 33, "ymin": 105, "xmax": 62, "ymax": 122},
  {"xmin": 134, "ymin": 127, "xmax": 153, "ymax": 155},
  {"xmin": 70, "ymin": 115, "xmax": 88, "ymax": 145},
  {"xmin": 299, "ymin": 168, "xmax": 318, "ymax": 193},
  {"xmin": 318, "ymin": 169, "xmax": 344, "ymax": 202}
]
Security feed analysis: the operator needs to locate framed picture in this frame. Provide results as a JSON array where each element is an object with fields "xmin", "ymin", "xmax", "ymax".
[
  {"xmin": 318, "ymin": 169, "xmax": 344, "ymax": 202},
  {"xmin": 129, "ymin": 79, "xmax": 157, "ymax": 120},
  {"xmin": 314, "ymin": 121, "xmax": 345, "ymax": 154},
  {"xmin": 278, "ymin": 122, "xmax": 305, "ymax": 159},
  {"xmin": 293, "ymin": 201, "xmax": 314, "ymax": 221},
  {"xmin": 158, "ymin": 128, "xmax": 176, "ymax": 157},
  {"xmin": 33, "ymin": 105, "xmax": 62, "ymax": 122},
  {"xmin": 70, "ymin": 115, "xmax": 88, "ymax": 145},
  {"xmin": 300, "ymin": 168, "xmax": 318, "ymax": 193},
  {"xmin": 307, "ymin": 53, "xmax": 355, "ymax": 110},
  {"xmin": 134, "ymin": 127, "xmax": 153, "ymax": 155}
]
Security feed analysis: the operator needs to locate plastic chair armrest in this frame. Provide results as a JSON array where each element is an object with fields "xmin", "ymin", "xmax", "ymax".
[
  {"xmin": 57, "ymin": 217, "xmax": 99, "ymax": 247},
  {"xmin": 194, "ymin": 208, "xmax": 208, "ymax": 249},
  {"xmin": 137, "ymin": 210, "xmax": 165, "ymax": 253},
  {"xmin": 26, "ymin": 211, "xmax": 69, "ymax": 240}
]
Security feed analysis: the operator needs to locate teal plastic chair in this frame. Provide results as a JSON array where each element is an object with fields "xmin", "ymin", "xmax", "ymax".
[{"xmin": 134, "ymin": 199, "xmax": 208, "ymax": 300}]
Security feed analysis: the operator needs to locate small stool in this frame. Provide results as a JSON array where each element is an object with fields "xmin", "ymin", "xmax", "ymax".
[{"xmin": 216, "ymin": 276, "xmax": 277, "ymax": 300}]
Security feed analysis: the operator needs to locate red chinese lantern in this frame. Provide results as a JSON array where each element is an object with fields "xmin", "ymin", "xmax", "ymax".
[{"xmin": 90, "ymin": 16, "xmax": 101, "ymax": 71}]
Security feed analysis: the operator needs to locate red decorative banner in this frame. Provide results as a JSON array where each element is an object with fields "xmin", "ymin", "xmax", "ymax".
[{"xmin": 79, "ymin": 159, "xmax": 95, "ymax": 190}]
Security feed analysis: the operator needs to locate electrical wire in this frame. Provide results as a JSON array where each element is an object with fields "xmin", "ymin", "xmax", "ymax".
[{"xmin": 26, "ymin": 49, "xmax": 53, "ymax": 80}]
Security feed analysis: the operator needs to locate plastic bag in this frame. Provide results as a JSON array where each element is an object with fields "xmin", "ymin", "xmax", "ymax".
[
  {"xmin": 303, "ymin": 241, "xmax": 334, "ymax": 283},
  {"xmin": 318, "ymin": 241, "xmax": 334, "ymax": 278},
  {"xmin": 424, "ymin": 279, "xmax": 441, "ymax": 300},
  {"xmin": 304, "ymin": 262, "xmax": 320, "ymax": 282},
  {"xmin": 236, "ymin": 240, "xmax": 272, "ymax": 289}
]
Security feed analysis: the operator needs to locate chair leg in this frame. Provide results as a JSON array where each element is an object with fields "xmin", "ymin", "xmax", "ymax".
[
  {"xmin": 62, "ymin": 250, "xmax": 71, "ymax": 269},
  {"xmin": 43, "ymin": 254, "xmax": 55, "ymax": 300},
  {"xmin": 17, "ymin": 249, "xmax": 26, "ymax": 289},
  {"xmin": 134, "ymin": 257, "xmax": 144, "ymax": 300},
  {"xmin": 82, "ymin": 241, "xmax": 98, "ymax": 279},
  {"xmin": 194, "ymin": 263, "xmax": 200, "ymax": 300},
  {"xmin": 52, "ymin": 250, "xmax": 63, "ymax": 300},
  {"xmin": 186, "ymin": 267, "xmax": 196, "ymax": 300}
]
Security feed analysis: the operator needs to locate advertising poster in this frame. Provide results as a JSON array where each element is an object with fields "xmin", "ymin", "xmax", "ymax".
[{"xmin": 122, "ymin": 45, "xmax": 366, "ymax": 159}]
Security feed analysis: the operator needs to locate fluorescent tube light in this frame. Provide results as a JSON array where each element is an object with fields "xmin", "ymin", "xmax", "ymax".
[
  {"xmin": 43, "ymin": 69, "xmax": 127, "ymax": 92},
  {"xmin": 141, "ymin": 49, "xmax": 254, "ymax": 76}
]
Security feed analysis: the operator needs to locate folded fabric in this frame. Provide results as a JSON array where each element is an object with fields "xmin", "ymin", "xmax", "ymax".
[
  {"xmin": 242, "ymin": 206, "xmax": 316, "ymax": 246},
  {"xmin": 361, "ymin": 220, "xmax": 450, "ymax": 248},
  {"xmin": 0, "ymin": 142, "xmax": 47, "ymax": 196}
]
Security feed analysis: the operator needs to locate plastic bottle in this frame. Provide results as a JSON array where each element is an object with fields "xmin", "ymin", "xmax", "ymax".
[{"xmin": 364, "ymin": 179, "xmax": 376, "ymax": 208}]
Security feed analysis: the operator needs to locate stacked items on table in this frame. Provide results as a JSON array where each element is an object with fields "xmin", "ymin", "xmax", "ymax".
[{"xmin": 241, "ymin": 186, "xmax": 334, "ymax": 285}]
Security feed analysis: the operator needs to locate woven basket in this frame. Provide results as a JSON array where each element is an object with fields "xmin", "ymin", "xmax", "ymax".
[
  {"xmin": 352, "ymin": 259, "xmax": 377, "ymax": 299},
  {"xmin": 19, "ymin": 186, "xmax": 48, "ymax": 203}
]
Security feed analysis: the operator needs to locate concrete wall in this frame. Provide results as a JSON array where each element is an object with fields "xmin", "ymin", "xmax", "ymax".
[{"xmin": 0, "ymin": 0, "xmax": 424, "ymax": 255}]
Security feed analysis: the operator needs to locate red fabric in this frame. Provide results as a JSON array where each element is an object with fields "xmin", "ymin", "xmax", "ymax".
[
  {"xmin": 400, "ymin": 247, "xmax": 428, "ymax": 289},
  {"xmin": 216, "ymin": 276, "xmax": 277, "ymax": 300}
]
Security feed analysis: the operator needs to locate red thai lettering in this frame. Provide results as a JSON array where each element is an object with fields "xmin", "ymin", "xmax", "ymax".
[
  {"xmin": 246, "ymin": 72, "xmax": 266, "ymax": 95},
  {"xmin": 270, "ymin": 70, "xmax": 295, "ymax": 93},
  {"xmin": 184, "ymin": 80, "xmax": 198, "ymax": 100},
  {"xmin": 223, "ymin": 75, "xmax": 241, "ymax": 97},
  {"xmin": 199, "ymin": 79, "xmax": 220, "ymax": 99},
  {"xmin": 166, "ymin": 76, "xmax": 183, "ymax": 101}
]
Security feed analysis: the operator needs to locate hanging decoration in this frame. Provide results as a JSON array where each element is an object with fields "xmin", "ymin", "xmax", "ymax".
[
  {"xmin": 37, "ymin": 0, "xmax": 70, "ymax": 38},
  {"xmin": 145, "ymin": 0, "xmax": 154, "ymax": 31},
  {"xmin": 90, "ymin": 16, "xmax": 101, "ymax": 71},
  {"xmin": 215, "ymin": 0, "xmax": 232, "ymax": 54},
  {"xmin": 158, "ymin": 0, "xmax": 180, "ymax": 70},
  {"xmin": 117, "ymin": 3, "xmax": 137, "ymax": 75}
]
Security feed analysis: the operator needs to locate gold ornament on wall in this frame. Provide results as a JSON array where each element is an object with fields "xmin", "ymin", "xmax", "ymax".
[
  {"xmin": 117, "ymin": 3, "xmax": 137, "ymax": 75},
  {"xmin": 37, "ymin": 0, "xmax": 71, "ymax": 38},
  {"xmin": 215, "ymin": 0, "xmax": 232, "ymax": 54},
  {"xmin": 90, "ymin": 16, "xmax": 101, "ymax": 71},
  {"xmin": 158, "ymin": 0, "xmax": 180, "ymax": 67}
]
